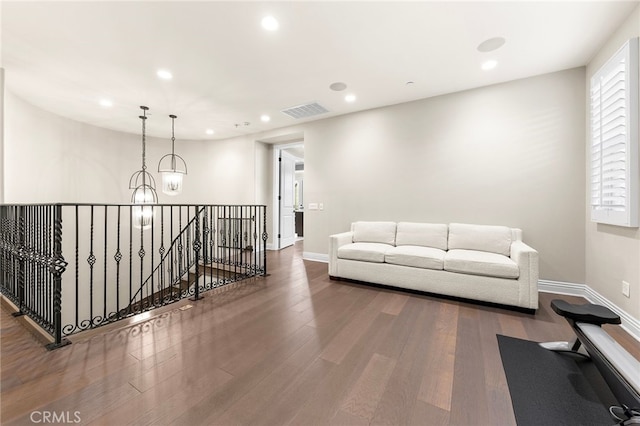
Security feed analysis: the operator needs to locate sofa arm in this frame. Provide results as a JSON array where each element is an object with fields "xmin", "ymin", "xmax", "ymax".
[
  {"xmin": 329, "ymin": 231, "xmax": 353, "ymax": 276},
  {"xmin": 510, "ymin": 240, "xmax": 539, "ymax": 309}
]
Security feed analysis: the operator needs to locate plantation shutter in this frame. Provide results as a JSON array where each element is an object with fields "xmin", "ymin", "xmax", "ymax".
[{"xmin": 590, "ymin": 37, "xmax": 639, "ymax": 227}]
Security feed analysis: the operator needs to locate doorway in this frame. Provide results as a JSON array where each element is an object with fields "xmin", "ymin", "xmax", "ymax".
[{"xmin": 273, "ymin": 143, "xmax": 304, "ymax": 250}]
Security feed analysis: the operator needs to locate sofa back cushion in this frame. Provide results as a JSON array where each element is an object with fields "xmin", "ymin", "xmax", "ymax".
[
  {"xmin": 448, "ymin": 223, "xmax": 512, "ymax": 256},
  {"xmin": 352, "ymin": 221, "xmax": 397, "ymax": 245},
  {"xmin": 395, "ymin": 222, "xmax": 448, "ymax": 250}
]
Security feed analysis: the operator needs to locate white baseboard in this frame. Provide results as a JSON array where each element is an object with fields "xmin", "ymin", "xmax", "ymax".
[
  {"xmin": 266, "ymin": 243, "xmax": 275, "ymax": 251},
  {"xmin": 303, "ymin": 252, "xmax": 328, "ymax": 263},
  {"xmin": 539, "ymin": 279, "xmax": 640, "ymax": 342}
]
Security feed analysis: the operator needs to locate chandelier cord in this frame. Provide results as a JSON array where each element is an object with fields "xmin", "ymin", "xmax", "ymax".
[
  {"xmin": 171, "ymin": 116, "xmax": 176, "ymax": 156},
  {"xmin": 141, "ymin": 108, "xmax": 148, "ymax": 171},
  {"xmin": 169, "ymin": 114, "xmax": 177, "ymax": 170}
]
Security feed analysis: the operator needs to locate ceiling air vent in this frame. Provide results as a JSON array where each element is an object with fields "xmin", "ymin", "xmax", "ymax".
[{"xmin": 281, "ymin": 102, "xmax": 329, "ymax": 119}]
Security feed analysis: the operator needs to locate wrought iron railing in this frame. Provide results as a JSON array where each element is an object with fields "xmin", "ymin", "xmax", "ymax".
[
  {"xmin": 0, "ymin": 203, "xmax": 267, "ymax": 349},
  {"xmin": 126, "ymin": 206, "xmax": 205, "ymax": 313}
]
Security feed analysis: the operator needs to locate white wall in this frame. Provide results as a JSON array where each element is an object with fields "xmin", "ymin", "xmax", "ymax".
[
  {"xmin": 176, "ymin": 136, "xmax": 257, "ymax": 205},
  {"xmin": 1, "ymin": 68, "xmax": 5, "ymax": 203},
  {"xmin": 5, "ymin": 91, "xmax": 149, "ymax": 203},
  {"xmin": 255, "ymin": 141, "xmax": 273, "ymax": 245},
  {"xmin": 255, "ymin": 141, "xmax": 271, "ymax": 206},
  {"xmin": 3, "ymin": 91, "xmax": 258, "ymax": 206},
  {"xmin": 585, "ymin": 5, "xmax": 640, "ymax": 320},
  {"xmin": 303, "ymin": 68, "xmax": 586, "ymax": 284}
]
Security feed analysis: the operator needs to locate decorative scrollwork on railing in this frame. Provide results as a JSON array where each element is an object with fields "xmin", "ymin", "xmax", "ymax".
[{"xmin": 47, "ymin": 257, "xmax": 68, "ymax": 276}]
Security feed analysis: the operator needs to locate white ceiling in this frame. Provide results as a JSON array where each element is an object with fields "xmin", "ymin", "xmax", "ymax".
[{"xmin": 1, "ymin": 1, "xmax": 637, "ymax": 141}]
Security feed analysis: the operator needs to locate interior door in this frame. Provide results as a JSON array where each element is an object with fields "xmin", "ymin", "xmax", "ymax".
[{"xmin": 279, "ymin": 151, "xmax": 296, "ymax": 249}]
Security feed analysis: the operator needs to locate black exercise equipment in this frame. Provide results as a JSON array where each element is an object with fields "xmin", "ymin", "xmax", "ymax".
[{"xmin": 541, "ymin": 299, "xmax": 640, "ymax": 425}]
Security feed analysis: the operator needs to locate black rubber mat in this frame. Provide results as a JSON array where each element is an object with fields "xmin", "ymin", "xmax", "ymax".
[{"xmin": 497, "ymin": 334, "xmax": 616, "ymax": 426}]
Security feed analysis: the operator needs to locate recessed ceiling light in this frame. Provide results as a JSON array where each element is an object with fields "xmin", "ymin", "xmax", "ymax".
[
  {"xmin": 406, "ymin": 81, "xmax": 415, "ymax": 86},
  {"xmin": 261, "ymin": 114, "xmax": 271, "ymax": 122},
  {"xmin": 157, "ymin": 69, "xmax": 173, "ymax": 80},
  {"xmin": 99, "ymin": 99, "xmax": 113, "ymax": 107},
  {"xmin": 481, "ymin": 60, "xmax": 498, "ymax": 71},
  {"xmin": 205, "ymin": 129, "xmax": 215, "ymax": 135},
  {"xmin": 261, "ymin": 16, "xmax": 279, "ymax": 31},
  {"xmin": 329, "ymin": 82, "xmax": 347, "ymax": 91},
  {"xmin": 477, "ymin": 37, "xmax": 506, "ymax": 53},
  {"xmin": 345, "ymin": 94, "xmax": 356, "ymax": 103}
]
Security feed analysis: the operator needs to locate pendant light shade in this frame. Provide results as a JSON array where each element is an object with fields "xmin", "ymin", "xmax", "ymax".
[
  {"xmin": 158, "ymin": 114, "xmax": 187, "ymax": 196},
  {"xmin": 129, "ymin": 106, "xmax": 157, "ymax": 229},
  {"xmin": 161, "ymin": 171, "xmax": 183, "ymax": 196}
]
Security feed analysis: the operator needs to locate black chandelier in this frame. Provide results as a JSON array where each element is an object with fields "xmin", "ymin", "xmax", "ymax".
[
  {"xmin": 158, "ymin": 114, "xmax": 187, "ymax": 196},
  {"xmin": 128, "ymin": 106, "xmax": 157, "ymax": 228}
]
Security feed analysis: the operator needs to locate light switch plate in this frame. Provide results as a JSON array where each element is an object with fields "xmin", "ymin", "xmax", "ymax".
[{"xmin": 622, "ymin": 281, "xmax": 630, "ymax": 298}]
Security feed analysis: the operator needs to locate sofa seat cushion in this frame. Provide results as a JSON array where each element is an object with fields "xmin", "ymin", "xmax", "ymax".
[
  {"xmin": 444, "ymin": 249, "xmax": 519, "ymax": 279},
  {"xmin": 337, "ymin": 242, "xmax": 392, "ymax": 263},
  {"xmin": 385, "ymin": 245, "xmax": 445, "ymax": 270}
]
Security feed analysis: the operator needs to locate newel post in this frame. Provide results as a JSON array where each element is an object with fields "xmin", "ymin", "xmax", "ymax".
[
  {"xmin": 190, "ymin": 206, "xmax": 203, "ymax": 301},
  {"xmin": 46, "ymin": 204, "xmax": 70, "ymax": 350},
  {"xmin": 262, "ymin": 206, "xmax": 268, "ymax": 276},
  {"xmin": 13, "ymin": 205, "xmax": 26, "ymax": 316}
]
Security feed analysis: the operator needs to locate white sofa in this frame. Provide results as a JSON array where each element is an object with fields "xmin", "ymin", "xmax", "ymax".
[{"xmin": 329, "ymin": 222, "xmax": 539, "ymax": 311}]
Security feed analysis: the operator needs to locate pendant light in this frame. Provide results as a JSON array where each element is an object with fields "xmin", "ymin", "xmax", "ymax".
[
  {"xmin": 129, "ymin": 106, "xmax": 157, "ymax": 228},
  {"xmin": 158, "ymin": 114, "xmax": 187, "ymax": 196}
]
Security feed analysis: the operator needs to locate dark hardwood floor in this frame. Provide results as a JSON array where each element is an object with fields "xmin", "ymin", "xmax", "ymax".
[{"xmin": 1, "ymin": 241, "xmax": 639, "ymax": 425}]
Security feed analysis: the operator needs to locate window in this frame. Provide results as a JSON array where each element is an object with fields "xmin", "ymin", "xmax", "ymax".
[{"xmin": 590, "ymin": 37, "xmax": 639, "ymax": 227}]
